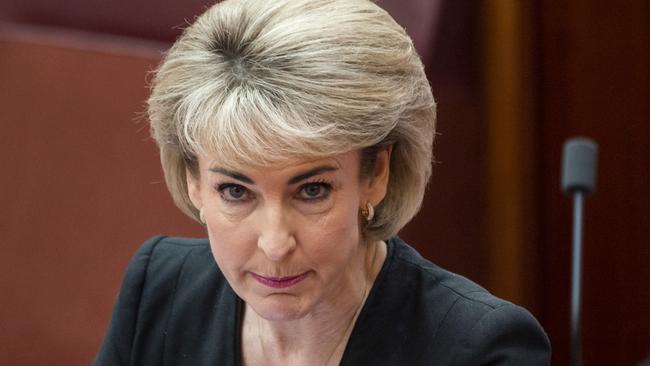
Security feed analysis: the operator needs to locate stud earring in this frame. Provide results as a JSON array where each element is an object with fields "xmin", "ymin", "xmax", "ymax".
[{"xmin": 361, "ymin": 202, "xmax": 375, "ymax": 222}]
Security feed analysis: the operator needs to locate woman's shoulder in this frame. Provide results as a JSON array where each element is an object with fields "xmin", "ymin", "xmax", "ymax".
[
  {"xmin": 118, "ymin": 236, "xmax": 218, "ymax": 298},
  {"xmin": 388, "ymin": 237, "xmax": 533, "ymax": 312},
  {"xmin": 364, "ymin": 237, "xmax": 551, "ymax": 364},
  {"xmin": 94, "ymin": 236, "xmax": 237, "ymax": 365},
  {"xmin": 119, "ymin": 235, "xmax": 230, "ymax": 316},
  {"xmin": 132, "ymin": 235, "xmax": 211, "ymax": 262}
]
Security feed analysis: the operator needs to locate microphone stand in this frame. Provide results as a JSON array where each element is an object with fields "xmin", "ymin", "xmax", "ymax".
[
  {"xmin": 570, "ymin": 191, "xmax": 584, "ymax": 366},
  {"xmin": 561, "ymin": 137, "xmax": 597, "ymax": 366}
]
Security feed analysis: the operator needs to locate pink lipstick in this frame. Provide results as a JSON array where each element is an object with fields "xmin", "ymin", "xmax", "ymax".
[{"xmin": 251, "ymin": 272, "xmax": 309, "ymax": 289}]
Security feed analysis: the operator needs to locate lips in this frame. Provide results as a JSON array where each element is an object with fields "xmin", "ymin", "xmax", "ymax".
[{"xmin": 251, "ymin": 272, "xmax": 309, "ymax": 289}]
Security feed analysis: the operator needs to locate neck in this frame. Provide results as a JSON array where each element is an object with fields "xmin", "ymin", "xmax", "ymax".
[{"xmin": 242, "ymin": 240, "xmax": 386, "ymax": 366}]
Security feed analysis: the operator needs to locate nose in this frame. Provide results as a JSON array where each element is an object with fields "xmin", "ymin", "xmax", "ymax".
[{"xmin": 257, "ymin": 206, "xmax": 296, "ymax": 262}]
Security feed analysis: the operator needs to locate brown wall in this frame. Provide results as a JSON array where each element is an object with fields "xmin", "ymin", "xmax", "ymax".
[
  {"xmin": 0, "ymin": 31, "xmax": 204, "ymax": 365},
  {"xmin": 536, "ymin": 1, "xmax": 650, "ymax": 364}
]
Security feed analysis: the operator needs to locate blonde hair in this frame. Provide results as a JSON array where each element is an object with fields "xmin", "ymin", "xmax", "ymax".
[{"xmin": 148, "ymin": 0, "xmax": 436, "ymax": 241}]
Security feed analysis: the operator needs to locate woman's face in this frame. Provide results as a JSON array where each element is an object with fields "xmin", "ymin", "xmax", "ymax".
[{"xmin": 187, "ymin": 150, "xmax": 389, "ymax": 321}]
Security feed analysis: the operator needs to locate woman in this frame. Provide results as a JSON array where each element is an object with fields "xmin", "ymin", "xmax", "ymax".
[{"xmin": 95, "ymin": 0, "xmax": 550, "ymax": 364}]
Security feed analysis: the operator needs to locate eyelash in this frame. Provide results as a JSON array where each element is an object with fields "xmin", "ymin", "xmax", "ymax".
[
  {"xmin": 216, "ymin": 183, "xmax": 253, "ymax": 203},
  {"xmin": 296, "ymin": 180, "xmax": 333, "ymax": 202},
  {"xmin": 214, "ymin": 180, "xmax": 333, "ymax": 204}
]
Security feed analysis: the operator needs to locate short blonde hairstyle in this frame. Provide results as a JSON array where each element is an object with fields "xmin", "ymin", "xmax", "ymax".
[{"xmin": 148, "ymin": 0, "xmax": 436, "ymax": 241}]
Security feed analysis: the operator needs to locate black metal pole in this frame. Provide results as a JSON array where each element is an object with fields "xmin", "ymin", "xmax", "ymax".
[{"xmin": 570, "ymin": 192, "xmax": 584, "ymax": 366}]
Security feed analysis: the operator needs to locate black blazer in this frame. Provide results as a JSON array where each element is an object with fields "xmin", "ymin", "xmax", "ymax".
[{"xmin": 94, "ymin": 236, "xmax": 550, "ymax": 365}]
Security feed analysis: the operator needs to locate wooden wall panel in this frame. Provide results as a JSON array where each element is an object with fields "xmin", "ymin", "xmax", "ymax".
[
  {"xmin": 537, "ymin": 1, "xmax": 650, "ymax": 364},
  {"xmin": 481, "ymin": 1, "xmax": 540, "ymax": 312},
  {"xmin": 0, "ymin": 0, "xmax": 209, "ymax": 42},
  {"xmin": 398, "ymin": 0, "xmax": 487, "ymax": 287},
  {"xmin": 0, "ymin": 30, "xmax": 203, "ymax": 365}
]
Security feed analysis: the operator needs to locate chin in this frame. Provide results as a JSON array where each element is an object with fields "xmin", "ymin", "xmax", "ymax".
[{"xmin": 250, "ymin": 294, "xmax": 312, "ymax": 321}]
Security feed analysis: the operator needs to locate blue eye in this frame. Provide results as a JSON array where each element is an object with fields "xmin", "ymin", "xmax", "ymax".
[
  {"xmin": 304, "ymin": 184, "xmax": 322, "ymax": 197},
  {"xmin": 217, "ymin": 183, "xmax": 251, "ymax": 202},
  {"xmin": 298, "ymin": 182, "xmax": 331, "ymax": 201}
]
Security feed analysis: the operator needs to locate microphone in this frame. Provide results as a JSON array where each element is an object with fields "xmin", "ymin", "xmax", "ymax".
[
  {"xmin": 561, "ymin": 138, "xmax": 598, "ymax": 366},
  {"xmin": 562, "ymin": 138, "xmax": 598, "ymax": 195}
]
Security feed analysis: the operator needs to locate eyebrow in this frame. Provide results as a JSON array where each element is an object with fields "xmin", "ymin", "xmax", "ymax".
[
  {"xmin": 208, "ymin": 167, "xmax": 255, "ymax": 184},
  {"xmin": 287, "ymin": 166, "xmax": 338, "ymax": 185},
  {"xmin": 208, "ymin": 165, "xmax": 338, "ymax": 185}
]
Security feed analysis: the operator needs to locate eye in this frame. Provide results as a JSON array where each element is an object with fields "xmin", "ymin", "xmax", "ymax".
[
  {"xmin": 297, "ymin": 182, "xmax": 332, "ymax": 201},
  {"xmin": 217, "ymin": 183, "xmax": 252, "ymax": 202}
]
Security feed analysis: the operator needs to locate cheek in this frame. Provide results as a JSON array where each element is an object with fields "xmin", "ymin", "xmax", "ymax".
[
  {"xmin": 298, "ymin": 196, "xmax": 361, "ymax": 266},
  {"xmin": 204, "ymin": 213, "xmax": 257, "ymax": 275}
]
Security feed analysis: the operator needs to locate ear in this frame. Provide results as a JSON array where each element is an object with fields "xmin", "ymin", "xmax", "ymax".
[
  {"xmin": 186, "ymin": 168, "xmax": 203, "ymax": 211},
  {"xmin": 364, "ymin": 147, "xmax": 392, "ymax": 206}
]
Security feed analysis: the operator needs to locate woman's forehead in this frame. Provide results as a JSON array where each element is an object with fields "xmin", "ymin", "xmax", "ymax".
[{"xmin": 201, "ymin": 150, "xmax": 360, "ymax": 178}]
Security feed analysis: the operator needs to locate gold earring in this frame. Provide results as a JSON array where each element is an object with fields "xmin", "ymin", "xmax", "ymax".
[
  {"xmin": 361, "ymin": 202, "xmax": 375, "ymax": 222},
  {"xmin": 199, "ymin": 208, "xmax": 206, "ymax": 225}
]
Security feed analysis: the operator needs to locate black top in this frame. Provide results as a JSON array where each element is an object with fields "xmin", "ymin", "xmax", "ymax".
[{"xmin": 94, "ymin": 236, "xmax": 550, "ymax": 365}]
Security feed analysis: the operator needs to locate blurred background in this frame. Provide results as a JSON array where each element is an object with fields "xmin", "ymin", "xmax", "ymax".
[{"xmin": 1, "ymin": 0, "xmax": 648, "ymax": 365}]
